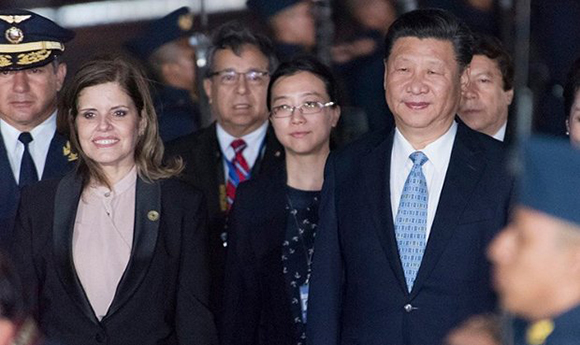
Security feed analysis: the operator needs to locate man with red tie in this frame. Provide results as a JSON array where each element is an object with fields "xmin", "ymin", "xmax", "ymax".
[{"xmin": 165, "ymin": 21, "xmax": 284, "ymax": 319}]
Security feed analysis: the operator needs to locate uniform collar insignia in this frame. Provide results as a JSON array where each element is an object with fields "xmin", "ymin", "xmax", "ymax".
[{"xmin": 526, "ymin": 319, "xmax": 555, "ymax": 345}]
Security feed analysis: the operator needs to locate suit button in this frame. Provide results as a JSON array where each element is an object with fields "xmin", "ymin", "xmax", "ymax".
[
  {"xmin": 95, "ymin": 332, "xmax": 106, "ymax": 343},
  {"xmin": 404, "ymin": 304, "xmax": 413, "ymax": 312}
]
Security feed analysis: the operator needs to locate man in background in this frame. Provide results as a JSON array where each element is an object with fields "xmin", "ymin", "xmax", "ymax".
[
  {"xmin": 165, "ymin": 21, "xmax": 284, "ymax": 319},
  {"xmin": 459, "ymin": 34, "xmax": 514, "ymax": 143},
  {"xmin": 127, "ymin": 7, "xmax": 200, "ymax": 142}
]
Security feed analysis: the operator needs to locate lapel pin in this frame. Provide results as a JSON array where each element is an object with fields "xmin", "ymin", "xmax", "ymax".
[
  {"xmin": 275, "ymin": 151, "xmax": 281, "ymax": 157},
  {"xmin": 147, "ymin": 210, "xmax": 159, "ymax": 221}
]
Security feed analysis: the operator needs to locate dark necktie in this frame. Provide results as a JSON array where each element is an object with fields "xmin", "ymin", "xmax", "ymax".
[{"xmin": 18, "ymin": 132, "xmax": 39, "ymax": 188}]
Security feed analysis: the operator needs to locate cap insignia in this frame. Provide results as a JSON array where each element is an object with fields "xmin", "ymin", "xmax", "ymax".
[
  {"xmin": 177, "ymin": 13, "xmax": 193, "ymax": 32},
  {"xmin": 0, "ymin": 54, "xmax": 11, "ymax": 67},
  {"xmin": 17, "ymin": 49, "xmax": 51, "ymax": 66},
  {"xmin": 0, "ymin": 15, "xmax": 31, "ymax": 24},
  {"xmin": 5, "ymin": 26, "xmax": 23, "ymax": 44}
]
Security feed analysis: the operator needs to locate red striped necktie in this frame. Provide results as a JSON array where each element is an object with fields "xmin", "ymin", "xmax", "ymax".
[{"xmin": 225, "ymin": 139, "xmax": 250, "ymax": 210}]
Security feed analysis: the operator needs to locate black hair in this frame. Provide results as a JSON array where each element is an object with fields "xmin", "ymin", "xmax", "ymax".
[
  {"xmin": 267, "ymin": 55, "xmax": 339, "ymax": 111},
  {"xmin": 384, "ymin": 8, "xmax": 474, "ymax": 71},
  {"xmin": 472, "ymin": 34, "xmax": 514, "ymax": 91},
  {"xmin": 205, "ymin": 21, "xmax": 278, "ymax": 77}
]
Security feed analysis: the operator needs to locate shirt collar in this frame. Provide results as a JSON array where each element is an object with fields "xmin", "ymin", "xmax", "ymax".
[
  {"xmin": 394, "ymin": 120, "xmax": 457, "ymax": 173},
  {"xmin": 0, "ymin": 111, "xmax": 57, "ymax": 152},
  {"xmin": 90, "ymin": 165, "xmax": 137, "ymax": 198},
  {"xmin": 216, "ymin": 121, "xmax": 268, "ymax": 155},
  {"xmin": 492, "ymin": 121, "xmax": 507, "ymax": 142}
]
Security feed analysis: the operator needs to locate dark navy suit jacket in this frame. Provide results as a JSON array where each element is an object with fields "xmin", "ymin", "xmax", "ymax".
[
  {"xmin": 307, "ymin": 121, "xmax": 513, "ymax": 345},
  {"xmin": 221, "ymin": 166, "xmax": 298, "ymax": 345},
  {"xmin": 0, "ymin": 130, "xmax": 73, "ymax": 238}
]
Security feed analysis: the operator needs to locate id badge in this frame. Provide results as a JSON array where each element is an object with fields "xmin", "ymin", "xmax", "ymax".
[{"xmin": 299, "ymin": 283, "xmax": 309, "ymax": 323}]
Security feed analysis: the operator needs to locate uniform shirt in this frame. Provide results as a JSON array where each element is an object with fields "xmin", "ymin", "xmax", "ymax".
[
  {"xmin": 390, "ymin": 121, "xmax": 457, "ymax": 239},
  {"xmin": 216, "ymin": 121, "xmax": 268, "ymax": 182},
  {"xmin": 0, "ymin": 112, "xmax": 57, "ymax": 183}
]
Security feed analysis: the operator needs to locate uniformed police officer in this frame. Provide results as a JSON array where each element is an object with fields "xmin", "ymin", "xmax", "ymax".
[
  {"xmin": 0, "ymin": 9, "xmax": 75, "ymax": 236},
  {"xmin": 126, "ymin": 7, "xmax": 200, "ymax": 142},
  {"xmin": 488, "ymin": 137, "xmax": 580, "ymax": 345}
]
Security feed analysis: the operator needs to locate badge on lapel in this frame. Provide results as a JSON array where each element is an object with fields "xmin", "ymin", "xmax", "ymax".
[{"xmin": 147, "ymin": 210, "xmax": 159, "ymax": 222}]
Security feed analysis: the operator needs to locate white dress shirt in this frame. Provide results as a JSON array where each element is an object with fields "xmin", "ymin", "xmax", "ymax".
[
  {"xmin": 0, "ymin": 111, "xmax": 57, "ymax": 183},
  {"xmin": 492, "ymin": 121, "xmax": 507, "ymax": 142},
  {"xmin": 216, "ymin": 121, "xmax": 268, "ymax": 181},
  {"xmin": 390, "ymin": 121, "xmax": 458, "ymax": 239}
]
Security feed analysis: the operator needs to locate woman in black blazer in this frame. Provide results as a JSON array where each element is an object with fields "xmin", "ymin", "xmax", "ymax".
[
  {"xmin": 12, "ymin": 56, "xmax": 217, "ymax": 345},
  {"xmin": 221, "ymin": 56, "xmax": 341, "ymax": 345}
]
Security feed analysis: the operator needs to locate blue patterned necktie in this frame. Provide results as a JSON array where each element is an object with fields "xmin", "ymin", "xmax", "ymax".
[
  {"xmin": 395, "ymin": 151, "xmax": 428, "ymax": 292},
  {"xmin": 18, "ymin": 132, "xmax": 39, "ymax": 188}
]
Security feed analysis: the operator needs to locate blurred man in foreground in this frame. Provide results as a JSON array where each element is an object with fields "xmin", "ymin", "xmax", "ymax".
[{"xmin": 489, "ymin": 137, "xmax": 580, "ymax": 345}]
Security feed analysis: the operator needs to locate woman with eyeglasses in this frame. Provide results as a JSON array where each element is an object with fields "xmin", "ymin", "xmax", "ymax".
[{"xmin": 220, "ymin": 55, "xmax": 340, "ymax": 345}]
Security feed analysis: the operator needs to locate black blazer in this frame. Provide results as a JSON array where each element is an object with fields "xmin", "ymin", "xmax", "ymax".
[
  {"xmin": 307, "ymin": 121, "xmax": 514, "ymax": 345},
  {"xmin": 12, "ymin": 172, "xmax": 218, "ymax": 345},
  {"xmin": 165, "ymin": 122, "xmax": 284, "ymax": 315},
  {"xmin": 221, "ymin": 166, "xmax": 297, "ymax": 345}
]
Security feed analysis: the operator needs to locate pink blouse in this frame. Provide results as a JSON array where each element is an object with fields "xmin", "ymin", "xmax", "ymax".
[{"xmin": 72, "ymin": 167, "xmax": 137, "ymax": 320}]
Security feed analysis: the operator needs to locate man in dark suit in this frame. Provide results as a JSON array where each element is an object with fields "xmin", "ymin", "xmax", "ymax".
[
  {"xmin": 307, "ymin": 9, "xmax": 513, "ymax": 345},
  {"xmin": 165, "ymin": 22, "xmax": 284, "ymax": 317},
  {"xmin": 488, "ymin": 137, "xmax": 580, "ymax": 345},
  {"xmin": 0, "ymin": 9, "xmax": 75, "ymax": 237},
  {"xmin": 459, "ymin": 34, "xmax": 515, "ymax": 144}
]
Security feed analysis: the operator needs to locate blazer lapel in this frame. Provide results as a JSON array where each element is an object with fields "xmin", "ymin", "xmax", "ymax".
[
  {"xmin": 251, "ymin": 167, "xmax": 287, "ymax": 251},
  {"xmin": 104, "ymin": 178, "xmax": 161, "ymax": 320},
  {"xmin": 411, "ymin": 123, "xmax": 487, "ymax": 296},
  {"xmin": 52, "ymin": 172, "xmax": 99, "ymax": 324},
  {"xmin": 363, "ymin": 130, "xmax": 408, "ymax": 294}
]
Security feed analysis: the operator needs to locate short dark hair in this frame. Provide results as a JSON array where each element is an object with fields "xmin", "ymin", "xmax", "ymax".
[
  {"xmin": 472, "ymin": 34, "xmax": 514, "ymax": 91},
  {"xmin": 384, "ymin": 8, "xmax": 473, "ymax": 71},
  {"xmin": 205, "ymin": 21, "xmax": 278, "ymax": 77},
  {"xmin": 564, "ymin": 57, "xmax": 580, "ymax": 118},
  {"xmin": 267, "ymin": 55, "xmax": 339, "ymax": 111}
]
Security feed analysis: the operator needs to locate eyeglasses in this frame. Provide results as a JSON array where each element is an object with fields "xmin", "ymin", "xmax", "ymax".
[
  {"xmin": 208, "ymin": 69, "xmax": 269, "ymax": 85},
  {"xmin": 270, "ymin": 101, "xmax": 335, "ymax": 119}
]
